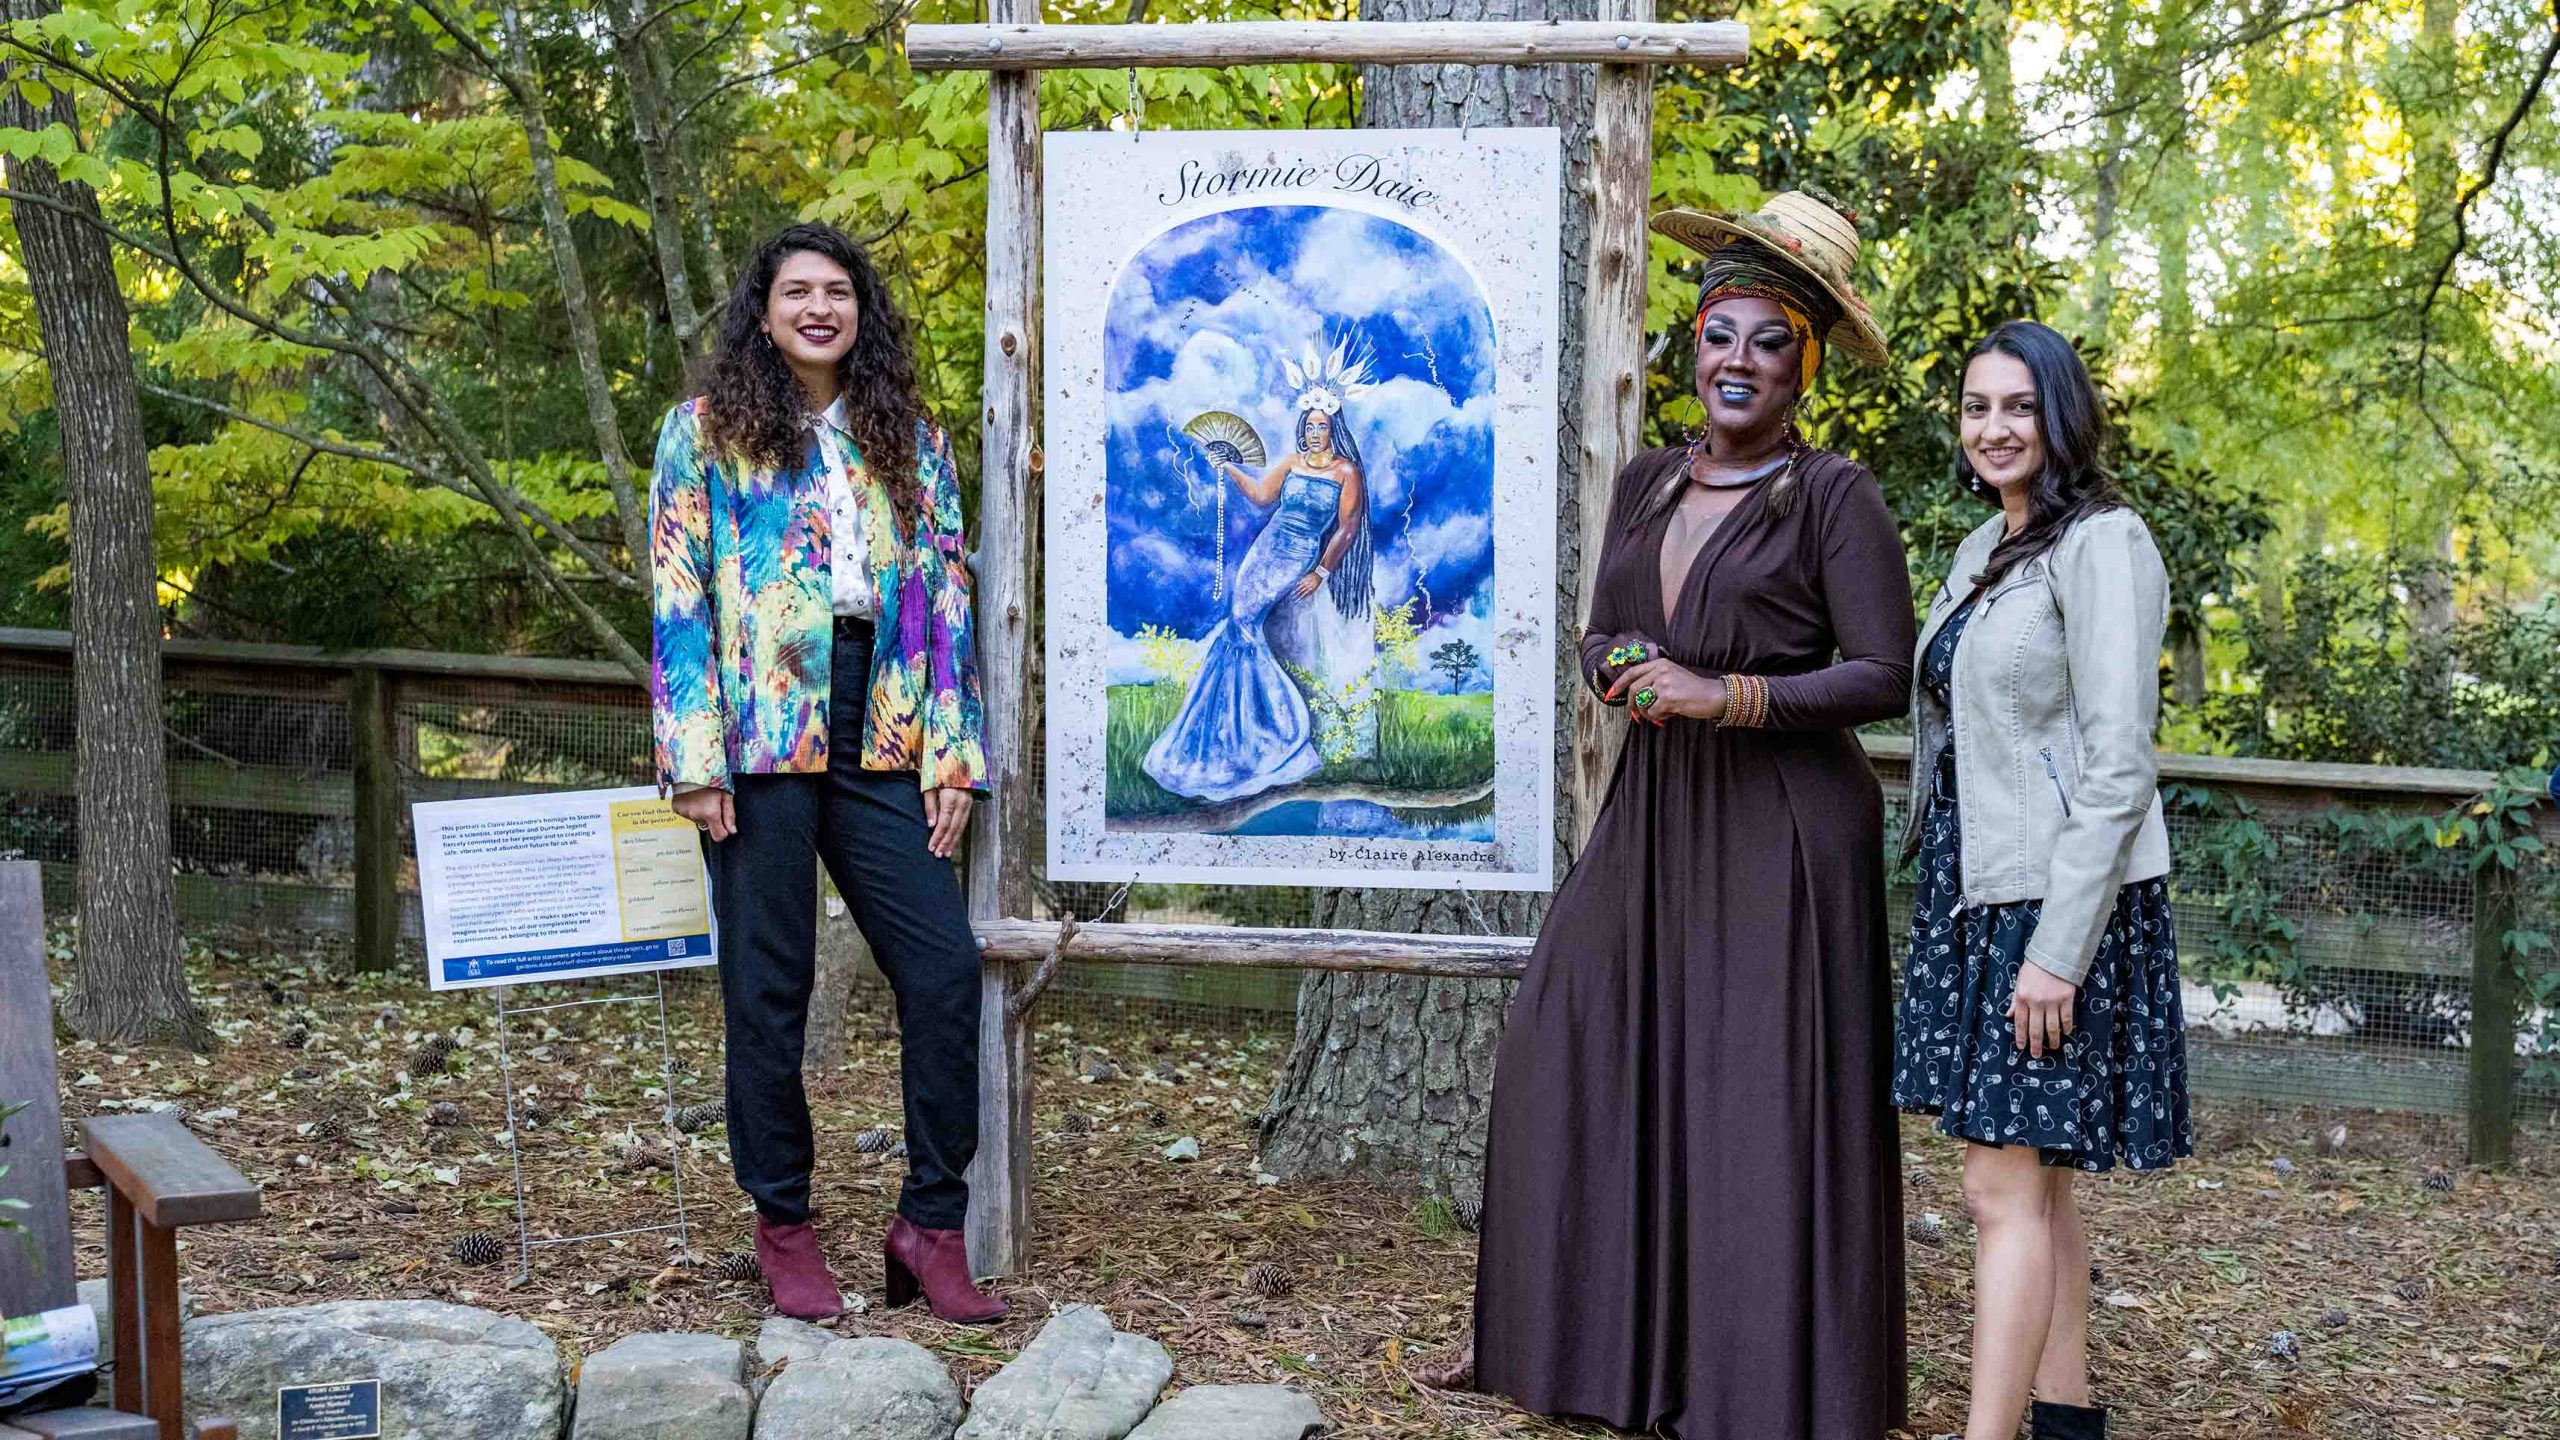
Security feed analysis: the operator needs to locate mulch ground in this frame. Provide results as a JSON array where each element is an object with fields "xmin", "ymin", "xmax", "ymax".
[{"xmin": 40, "ymin": 928, "xmax": 2560, "ymax": 1439}]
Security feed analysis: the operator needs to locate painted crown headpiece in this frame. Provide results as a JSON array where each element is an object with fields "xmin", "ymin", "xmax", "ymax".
[{"xmin": 1282, "ymin": 335, "xmax": 1375, "ymax": 417}]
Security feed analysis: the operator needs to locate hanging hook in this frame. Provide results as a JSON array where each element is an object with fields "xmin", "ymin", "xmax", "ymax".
[{"xmin": 1127, "ymin": 65, "xmax": 1145, "ymax": 142}]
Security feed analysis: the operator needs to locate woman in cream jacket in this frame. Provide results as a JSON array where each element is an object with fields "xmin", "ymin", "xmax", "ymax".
[{"xmin": 1892, "ymin": 321, "xmax": 2192, "ymax": 1440}]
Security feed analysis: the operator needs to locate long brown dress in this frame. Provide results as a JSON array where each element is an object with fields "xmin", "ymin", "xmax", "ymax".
[{"xmin": 1475, "ymin": 445, "xmax": 1914, "ymax": 1438}]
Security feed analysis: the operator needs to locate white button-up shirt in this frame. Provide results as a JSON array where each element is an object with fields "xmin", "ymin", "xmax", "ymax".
[{"xmin": 813, "ymin": 395, "xmax": 873, "ymax": 619}]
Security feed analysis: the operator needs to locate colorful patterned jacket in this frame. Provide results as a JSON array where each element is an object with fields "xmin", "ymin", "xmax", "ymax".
[{"xmin": 648, "ymin": 397, "xmax": 986, "ymax": 794}]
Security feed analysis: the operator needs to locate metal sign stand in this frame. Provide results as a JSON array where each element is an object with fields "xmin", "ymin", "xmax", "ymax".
[{"xmin": 490, "ymin": 971, "xmax": 695, "ymax": 1280}]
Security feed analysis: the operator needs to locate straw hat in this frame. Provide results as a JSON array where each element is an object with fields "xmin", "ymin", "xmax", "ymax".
[{"xmin": 1649, "ymin": 191, "xmax": 1890, "ymax": 366}]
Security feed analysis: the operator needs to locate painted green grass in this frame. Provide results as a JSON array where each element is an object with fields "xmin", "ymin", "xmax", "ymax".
[{"xmin": 1103, "ymin": 683, "xmax": 1494, "ymax": 820}]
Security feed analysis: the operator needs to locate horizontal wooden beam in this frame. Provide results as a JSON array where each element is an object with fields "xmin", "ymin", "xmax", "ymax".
[
  {"xmin": 0, "ymin": 626, "xmax": 632, "ymax": 688},
  {"xmin": 972, "ymin": 917, "xmax": 1531, "ymax": 980},
  {"xmin": 1858, "ymin": 734, "xmax": 2508, "ymax": 801},
  {"xmin": 905, "ymin": 20, "xmax": 1749, "ymax": 72},
  {"xmin": 80, "ymin": 1114, "xmax": 262, "ymax": 1228}
]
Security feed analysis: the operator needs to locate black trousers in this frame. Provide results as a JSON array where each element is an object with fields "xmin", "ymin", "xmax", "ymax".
[{"xmin": 707, "ymin": 618, "xmax": 980, "ymax": 1230}]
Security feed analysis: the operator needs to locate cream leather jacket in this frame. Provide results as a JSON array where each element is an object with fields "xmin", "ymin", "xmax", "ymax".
[{"xmin": 1903, "ymin": 506, "xmax": 2173, "ymax": 987}]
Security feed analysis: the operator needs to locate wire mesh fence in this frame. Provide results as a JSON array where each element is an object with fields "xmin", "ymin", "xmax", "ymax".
[{"xmin": 3, "ymin": 631, "xmax": 2551, "ymax": 1127}]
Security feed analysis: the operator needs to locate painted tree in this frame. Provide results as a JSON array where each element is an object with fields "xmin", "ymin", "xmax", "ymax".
[
  {"xmin": 0, "ymin": 0, "xmax": 204, "ymax": 1045},
  {"xmin": 1430, "ymin": 638, "xmax": 1483, "ymax": 690}
]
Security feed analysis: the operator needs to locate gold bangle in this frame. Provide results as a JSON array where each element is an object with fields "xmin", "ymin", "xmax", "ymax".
[{"xmin": 1723, "ymin": 673, "xmax": 1768, "ymax": 729}]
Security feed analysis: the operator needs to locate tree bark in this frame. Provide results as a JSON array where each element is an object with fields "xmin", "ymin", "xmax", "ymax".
[
  {"xmin": 2081, "ymin": 1, "xmax": 2132, "ymax": 345},
  {"xmin": 1258, "ymin": 0, "xmax": 1596, "ymax": 1200},
  {"xmin": 1, "ymin": 0, "xmax": 207, "ymax": 1048},
  {"xmin": 489, "ymin": 1, "xmax": 650, "ymax": 568},
  {"xmin": 602, "ymin": 0, "xmax": 705, "ymax": 354},
  {"xmin": 2405, "ymin": 0, "xmax": 2458, "ymax": 651},
  {"xmin": 804, "ymin": 893, "xmax": 875, "ymax": 1076}
]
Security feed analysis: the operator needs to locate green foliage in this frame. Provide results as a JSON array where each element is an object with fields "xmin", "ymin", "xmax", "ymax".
[
  {"xmin": 1101, "ymin": 683, "xmax": 1493, "ymax": 820},
  {"xmin": 0, "ymin": 0, "xmax": 2547, "ymax": 783},
  {"xmin": 2206, "ymin": 551, "xmax": 2560, "ymax": 771}
]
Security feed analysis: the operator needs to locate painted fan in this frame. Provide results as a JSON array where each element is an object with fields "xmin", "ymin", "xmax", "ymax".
[{"xmin": 1182, "ymin": 411, "xmax": 1266, "ymax": 471}]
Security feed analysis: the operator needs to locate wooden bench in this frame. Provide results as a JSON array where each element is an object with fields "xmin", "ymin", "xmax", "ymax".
[{"xmin": 0, "ymin": 861, "xmax": 257, "ymax": 1440}]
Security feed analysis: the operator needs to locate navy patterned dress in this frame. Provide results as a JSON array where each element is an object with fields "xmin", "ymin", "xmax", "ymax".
[{"xmin": 1891, "ymin": 599, "xmax": 2194, "ymax": 1172}]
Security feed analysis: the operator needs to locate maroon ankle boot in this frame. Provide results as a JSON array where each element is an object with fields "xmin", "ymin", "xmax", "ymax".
[
  {"xmin": 754, "ymin": 1216, "xmax": 844, "ymax": 1320},
  {"xmin": 883, "ymin": 1214, "xmax": 1008, "ymax": 1324}
]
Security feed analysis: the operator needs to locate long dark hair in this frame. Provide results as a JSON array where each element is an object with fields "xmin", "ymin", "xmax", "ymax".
[
  {"xmin": 1294, "ymin": 407, "xmax": 1372, "ymax": 614},
  {"xmin": 698, "ymin": 222, "xmax": 924, "ymax": 539},
  {"xmin": 1960, "ymin": 320, "xmax": 2120, "ymax": 588}
]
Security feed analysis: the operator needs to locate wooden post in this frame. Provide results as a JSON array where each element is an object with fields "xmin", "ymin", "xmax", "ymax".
[
  {"xmin": 348, "ymin": 666, "xmax": 400, "ymax": 974},
  {"xmin": 0, "ymin": 862, "xmax": 76, "ymax": 1317},
  {"xmin": 2466, "ymin": 861, "xmax": 2520, "ymax": 1167},
  {"xmin": 106, "ymin": 1186, "xmax": 141, "ymax": 1413},
  {"xmin": 1569, "ymin": 0, "xmax": 1653, "ymax": 850},
  {"xmin": 962, "ymin": 0, "xmax": 1043, "ymax": 1281}
]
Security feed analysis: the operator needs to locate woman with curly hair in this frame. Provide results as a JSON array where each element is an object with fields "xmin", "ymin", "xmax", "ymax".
[{"xmin": 650, "ymin": 221, "xmax": 1001, "ymax": 1324}]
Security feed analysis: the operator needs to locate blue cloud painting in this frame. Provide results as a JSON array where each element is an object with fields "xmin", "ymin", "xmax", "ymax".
[{"xmin": 1102, "ymin": 205, "xmax": 1500, "ymax": 838}]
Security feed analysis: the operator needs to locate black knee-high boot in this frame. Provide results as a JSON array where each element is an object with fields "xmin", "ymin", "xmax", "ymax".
[{"xmin": 2030, "ymin": 1399, "xmax": 2109, "ymax": 1439}]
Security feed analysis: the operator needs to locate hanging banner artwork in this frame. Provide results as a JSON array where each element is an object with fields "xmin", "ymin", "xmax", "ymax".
[{"xmin": 1044, "ymin": 128, "xmax": 1559, "ymax": 891}]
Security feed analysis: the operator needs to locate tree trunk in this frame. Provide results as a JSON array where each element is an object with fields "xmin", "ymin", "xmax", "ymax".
[
  {"xmin": 2405, "ymin": 0, "xmax": 2458, "ymax": 652},
  {"xmin": 1, "ymin": 0, "xmax": 207, "ymax": 1048},
  {"xmin": 804, "ymin": 893, "xmax": 874, "ymax": 1076},
  {"xmin": 2081, "ymin": 0, "xmax": 2132, "ymax": 345},
  {"xmin": 602, "ymin": 0, "xmax": 705, "ymax": 354},
  {"xmin": 1258, "ymin": 0, "xmax": 1595, "ymax": 1200},
  {"xmin": 493, "ymin": 1, "xmax": 650, "ymax": 568}
]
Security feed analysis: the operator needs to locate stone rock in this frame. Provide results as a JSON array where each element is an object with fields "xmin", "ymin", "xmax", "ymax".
[
  {"xmin": 955, "ymin": 1306, "xmax": 1171, "ymax": 1440},
  {"xmin": 77, "ymin": 1277, "xmax": 194, "ymax": 1373},
  {"xmin": 750, "ymin": 1317, "xmax": 840, "ymax": 1401},
  {"xmin": 182, "ymin": 1300, "xmax": 563, "ymax": 1440},
  {"xmin": 752, "ymin": 1336, "xmax": 960, "ymax": 1440},
  {"xmin": 1127, "ymin": 1386, "xmax": 1328, "ymax": 1440},
  {"xmin": 571, "ymin": 1332, "xmax": 749, "ymax": 1440}
]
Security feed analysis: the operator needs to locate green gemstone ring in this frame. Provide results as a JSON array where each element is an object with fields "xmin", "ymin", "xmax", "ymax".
[{"xmin": 1632, "ymin": 687, "xmax": 1658, "ymax": 711}]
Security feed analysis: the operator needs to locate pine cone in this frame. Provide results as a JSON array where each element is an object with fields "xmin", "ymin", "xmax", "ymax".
[
  {"xmin": 2320, "ymin": 1307, "xmax": 2350, "ymax": 1329},
  {"xmin": 2264, "ymin": 1330, "xmax": 2299, "ymax": 1361},
  {"xmin": 672, "ymin": 1102, "xmax": 725, "ymax": 1134},
  {"xmin": 2422, "ymin": 1168, "xmax": 2454, "ymax": 1193},
  {"xmin": 1151, "ymin": 1059, "xmax": 1183, "ymax": 1085},
  {"xmin": 409, "ymin": 1043, "xmax": 450, "ymax": 1077},
  {"xmin": 1229, "ymin": 1306, "xmax": 1269, "ymax": 1329},
  {"xmin": 1079, "ymin": 1052, "xmax": 1120, "ymax": 1083},
  {"xmin": 314, "ymin": 1114, "xmax": 353, "ymax": 1145},
  {"xmin": 1144, "ymin": 1106, "xmax": 1170, "ymax": 1129},
  {"xmin": 2395, "ymin": 1277, "xmax": 2432, "ymax": 1302},
  {"xmin": 854, "ymin": 1125, "xmax": 900, "ymax": 1155},
  {"xmin": 1243, "ymin": 1262, "xmax": 1294, "ymax": 1299},
  {"xmin": 1451, "ymin": 1197, "xmax": 1483, "ymax": 1234},
  {"xmin": 60, "ymin": 1117, "xmax": 82, "ymax": 1151},
  {"xmin": 426, "ymin": 1101, "xmax": 466, "ymax": 1128},
  {"xmin": 515, "ymin": 1102, "xmax": 550, "ymax": 1130},
  {"xmin": 1057, "ymin": 1111, "xmax": 1095, "ymax": 1136},
  {"xmin": 259, "ymin": 979, "xmax": 287, "ymax": 1006},
  {"xmin": 717, "ymin": 1251, "xmax": 761, "ymax": 1282},
  {"xmin": 2269, "ymin": 1157, "xmax": 2295, "ymax": 1178},
  {"xmin": 1905, "ymin": 1215, "xmax": 1947, "ymax": 1249},
  {"xmin": 281, "ymin": 1024, "xmax": 310, "ymax": 1050},
  {"xmin": 450, "ymin": 1231, "xmax": 504, "ymax": 1266}
]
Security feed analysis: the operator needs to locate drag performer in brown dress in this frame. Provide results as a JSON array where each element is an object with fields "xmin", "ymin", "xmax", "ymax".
[{"xmin": 1456, "ymin": 192, "xmax": 1914, "ymax": 1438}]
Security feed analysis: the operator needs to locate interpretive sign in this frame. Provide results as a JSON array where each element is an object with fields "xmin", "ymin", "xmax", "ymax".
[
  {"xmin": 1044, "ymin": 127, "xmax": 1561, "ymax": 890},
  {"xmin": 413, "ymin": 787, "xmax": 717, "ymax": 991},
  {"xmin": 277, "ymin": 1379, "xmax": 380, "ymax": 1440}
]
